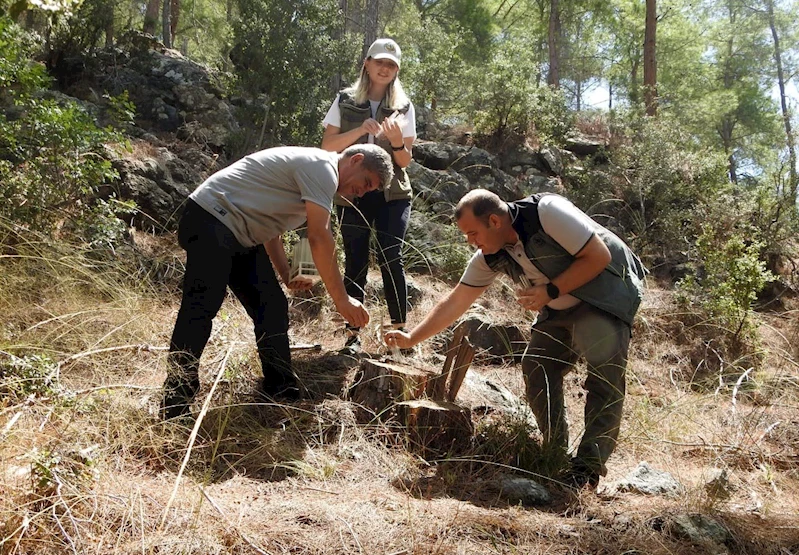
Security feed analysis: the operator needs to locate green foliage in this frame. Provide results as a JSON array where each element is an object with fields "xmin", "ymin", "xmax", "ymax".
[
  {"xmin": 678, "ymin": 222, "xmax": 775, "ymax": 335},
  {"xmin": 27, "ymin": 444, "xmax": 98, "ymax": 497},
  {"xmin": 0, "ymin": 17, "xmax": 49, "ymax": 101},
  {"xmin": 0, "ymin": 353, "xmax": 61, "ymax": 399},
  {"xmin": 466, "ymin": 38, "xmax": 573, "ymax": 146},
  {"xmin": 229, "ymin": 0, "xmax": 354, "ymax": 148},
  {"xmin": 570, "ymin": 115, "xmax": 730, "ymax": 267},
  {"xmin": 103, "ymin": 90, "xmax": 135, "ymax": 128},
  {"xmin": 0, "ymin": 18, "xmax": 132, "ymax": 245},
  {"xmin": 404, "ymin": 212, "xmax": 472, "ymax": 282}
]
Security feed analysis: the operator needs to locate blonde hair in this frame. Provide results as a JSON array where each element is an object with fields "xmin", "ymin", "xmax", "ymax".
[{"xmin": 343, "ymin": 61, "xmax": 410, "ymax": 109}]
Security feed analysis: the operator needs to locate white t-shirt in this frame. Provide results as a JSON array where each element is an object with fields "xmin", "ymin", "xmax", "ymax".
[
  {"xmin": 459, "ymin": 195, "xmax": 597, "ymax": 310},
  {"xmin": 322, "ymin": 94, "xmax": 417, "ymax": 144},
  {"xmin": 190, "ymin": 147, "xmax": 339, "ymax": 248}
]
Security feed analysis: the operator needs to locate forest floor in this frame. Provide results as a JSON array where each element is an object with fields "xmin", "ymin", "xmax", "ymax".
[{"xmin": 0, "ymin": 232, "xmax": 798, "ymax": 554}]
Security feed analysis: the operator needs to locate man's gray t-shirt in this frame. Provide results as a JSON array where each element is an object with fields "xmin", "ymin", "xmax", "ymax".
[{"xmin": 190, "ymin": 147, "xmax": 339, "ymax": 248}]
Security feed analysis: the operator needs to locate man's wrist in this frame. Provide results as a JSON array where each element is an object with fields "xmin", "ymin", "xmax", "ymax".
[
  {"xmin": 546, "ymin": 282, "xmax": 560, "ymax": 300},
  {"xmin": 391, "ymin": 143, "xmax": 405, "ymax": 151}
]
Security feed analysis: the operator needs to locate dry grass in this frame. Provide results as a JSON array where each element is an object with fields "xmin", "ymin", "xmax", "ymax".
[{"xmin": 1, "ymin": 231, "xmax": 798, "ymax": 554}]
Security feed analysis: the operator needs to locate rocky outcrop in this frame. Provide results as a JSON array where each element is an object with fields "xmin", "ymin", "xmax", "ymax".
[
  {"xmin": 59, "ymin": 32, "xmax": 238, "ymax": 150},
  {"xmin": 112, "ymin": 143, "xmax": 221, "ymax": 230}
]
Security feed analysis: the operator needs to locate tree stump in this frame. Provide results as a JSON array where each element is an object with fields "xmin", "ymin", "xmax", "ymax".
[
  {"xmin": 398, "ymin": 399, "xmax": 473, "ymax": 457},
  {"xmin": 347, "ymin": 360, "xmax": 438, "ymax": 416}
]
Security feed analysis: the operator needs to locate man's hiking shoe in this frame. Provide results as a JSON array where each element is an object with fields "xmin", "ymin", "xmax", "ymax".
[
  {"xmin": 257, "ymin": 377, "xmax": 301, "ymax": 402},
  {"xmin": 563, "ymin": 460, "xmax": 600, "ymax": 491},
  {"xmin": 160, "ymin": 378, "xmax": 198, "ymax": 420}
]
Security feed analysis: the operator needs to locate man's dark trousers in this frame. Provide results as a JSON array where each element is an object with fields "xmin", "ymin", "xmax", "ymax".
[{"xmin": 165, "ymin": 199, "xmax": 293, "ymax": 413}]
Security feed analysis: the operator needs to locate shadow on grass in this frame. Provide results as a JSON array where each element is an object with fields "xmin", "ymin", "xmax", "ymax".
[{"xmin": 151, "ymin": 350, "xmax": 364, "ymax": 484}]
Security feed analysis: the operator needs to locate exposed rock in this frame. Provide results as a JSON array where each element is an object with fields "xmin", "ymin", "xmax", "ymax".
[
  {"xmin": 563, "ymin": 132, "xmax": 606, "ymax": 157},
  {"xmin": 59, "ymin": 31, "xmax": 238, "ymax": 150},
  {"xmin": 406, "ymin": 161, "xmax": 471, "ymax": 208},
  {"xmin": 670, "ymin": 514, "xmax": 732, "ymax": 552},
  {"xmin": 495, "ymin": 475, "xmax": 551, "ymax": 506},
  {"xmin": 461, "ymin": 371, "xmax": 536, "ymax": 428},
  {"xmin": 112, "ymin": 144, "xmax": 220, "ymax": 230},
  {"xmin": 497, "ymin": 143, "xmax": 548, "ymax": 175},
  {"xmin": 539, "ymin": 145, "xmax": 564, "ymax": 175},
  {"xmin": 457, "ymin": 312, "xmax": 528, "ymax": 361},
  {"xmin": 703, "ymin": 468, "xmax": 735, "ymax": 500},
  {"xmin": 612, "ymin": 461, "xmax": 683, "ymax": 496}
]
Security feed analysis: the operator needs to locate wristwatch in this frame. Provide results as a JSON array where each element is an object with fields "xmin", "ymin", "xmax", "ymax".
[
  {"xmin": 546, "ymin": 282, "xmax": 560, "ymax": 300},
  {"xmin": 391, "ymin": 144, "xmax": 405, "ymax": 151}
]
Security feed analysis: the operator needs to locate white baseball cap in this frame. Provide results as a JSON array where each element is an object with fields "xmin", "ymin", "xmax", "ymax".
[{"xmin": 366, "ymin": 38, "xmax": 401, "ymax": 68}]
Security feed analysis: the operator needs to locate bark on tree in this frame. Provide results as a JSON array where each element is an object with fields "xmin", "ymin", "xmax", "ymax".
[
  {"xmin": 363, "ymin": 0, "xmax": 379, "ymax": 60},
  {"xmin": 643, "ymin": 0, "xmax": 657, "ymax": 116},
  {"xmin": 170, "ymin": 0, "xmax": 181, "ymax": 44},
  {"xmin": 331, "ymin": 0, "xmax": 348, "ymax": 97},
  {"xmin": 765, "ymin": 0, "xmax": 797, "ymax": 202},
  {"xmin": 547, "ymin": 0, "xmax": 560, "ymax": 87},
  {"xmin": 143, "ymin": 0, "xmax": 160, "ymax": 35},
  {"xmin": 162, "ymin": 0, "xmax": 172, "ymax": 48}
]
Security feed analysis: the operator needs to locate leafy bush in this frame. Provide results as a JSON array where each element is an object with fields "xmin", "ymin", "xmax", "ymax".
[
  {"xmin": 464, "ymin": 38, "xmax": 573, "ymax": 148},
  {"xmin": 678, "ymin": 222, "xmax": 774, "ymax": 337},
  {"xmin": 0, "ymin": 17, "xmax": 132, "ymax": 246},
  {"xmin": 569, "ymin": 114, "xmax": 730, "ymax": 270}
]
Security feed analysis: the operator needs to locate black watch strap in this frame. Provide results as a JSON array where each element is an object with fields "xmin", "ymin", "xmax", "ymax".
[
  {"xmin": 391, "ymin": 144, "xmax": 405, "ymax": 151},
  {"xmin": 546, "ymin": 282, "xmax": 560, "ymax": 300}
]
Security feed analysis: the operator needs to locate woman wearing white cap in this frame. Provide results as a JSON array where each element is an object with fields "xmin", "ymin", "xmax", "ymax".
[{"xmin": 321, "ymin": 38, "xmax": 417, "ymax": 355}]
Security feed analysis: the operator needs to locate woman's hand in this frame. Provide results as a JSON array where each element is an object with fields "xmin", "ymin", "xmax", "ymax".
[
  {"xmin": 360, "ymin": 118, "xmax": 381, "ymax": 137},
  {"xmin": 380, "ymin": 112, "xmax": 404, "ymax": 148}
]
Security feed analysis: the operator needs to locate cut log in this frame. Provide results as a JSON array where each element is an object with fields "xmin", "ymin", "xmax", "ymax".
[
  {"xmin": 348, "ymin": 359, "xmax": 438, "ymax": 415},
  {"xmin": 446, "ymin": 338, "xmax": 475, "ymax": 402},
  {"xmin": 398, "ymin": 399, "xmax": 473, "ymax": 457}
]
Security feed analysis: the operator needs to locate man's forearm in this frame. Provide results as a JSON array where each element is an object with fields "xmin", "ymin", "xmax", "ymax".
[
  {"xmin": 264, "ymin": 236, "xmax": 290, "ymax": 283},
  {"xmin": 409, "ymin": 284, "xmax": 486, "ymax": 344},
  {"xmin": 307, "ymin": 231, "xmax": 348, "ymax": 303}
]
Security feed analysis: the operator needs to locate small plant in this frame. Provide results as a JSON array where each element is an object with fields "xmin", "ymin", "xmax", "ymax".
[
  {"xmin": 679, "ymin": 223, "xmax": 774, "ymax": 339},
  {"xmin": 27, "ymin": 444, "xmax": 99, "ymax": 498},
  {"xmin": 103, "ymin": 90, "xmax": 136, "ymax": 128},
  {"xmin": 0, "ymin": 353, "xmax": 62, "ymax": 400}
]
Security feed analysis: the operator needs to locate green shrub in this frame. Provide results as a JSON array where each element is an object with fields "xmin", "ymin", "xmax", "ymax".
[
  {"xmin": 465, "ymin": 38, "xmax": 573, "ymax": 148},
  {"xmin": 678, "ymin": 222, "xmax": 774, "ymax": 337},
  {"xmin": 0, "ymin": 17, "xmax": 133, "ymax": 246}
]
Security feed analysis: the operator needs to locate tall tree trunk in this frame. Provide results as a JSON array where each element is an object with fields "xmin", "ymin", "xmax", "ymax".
[
  {"xmin": 105, "ymin": 20, "xmax": 114, "ymax": 46},
  {"xmin": 718, "ymin": 118, "xmax": 737, "ymax": 184},
  {"xmin": 363, "ymin": 0, "xmax": 379, "ymax": 60},
  {"xmin": 629, "ymin": 58, "xmax": 640, "ymax": 105},
  {"xmin": 170, "ymin": 0, "xmax": 180, "ymax": 43},
  {"xmin": 331, "ymin": 0, "xmax": 348, "ymax": 96},
  {"xmin": 643, "ymin": 0, "xmax": 657, "ymax": 116},
  {"xmin": 143, "ymin": 0, "xmax": 160, "ymax": 35},
  {"xmin": 162, "ymin": 0, "xmax": 172, "ymax": 48},
  {"xmin": 547, "ymin": 0, "xmax": 560, "ymax": 87},
  {"xmin": 608, "ymin": 81, "xmax": 613, "ymax": 111},
  {"xmin": 765, "ymin": 0, "xmax": 797, "ymax": 202}
]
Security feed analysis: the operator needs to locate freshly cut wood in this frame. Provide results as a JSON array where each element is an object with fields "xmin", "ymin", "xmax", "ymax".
[
  {"xmin": 348, "ymin": 360, "xmax": 438, "ymax": 415},
  {"xmin": 398, "ymin": 399, "xmax": 473, "ymax": 456},
  {"xmin": 446, "ymin": 338, "xmax": 475, "ymax": 402}
]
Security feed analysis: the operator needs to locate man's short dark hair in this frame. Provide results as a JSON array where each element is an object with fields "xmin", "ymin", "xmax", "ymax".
[
  {"xmin": 342, "ymin": 144, "xmax": 394, "ymax": 190},
  {"xmin": 454, "ymin": 189, "xmax": 506, "ymax": 225}
]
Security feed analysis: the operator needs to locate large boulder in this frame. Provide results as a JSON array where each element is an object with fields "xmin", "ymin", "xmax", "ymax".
[{"xmin": 112, "ymin": 143, "xmax": 220, "ymax": 230}]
